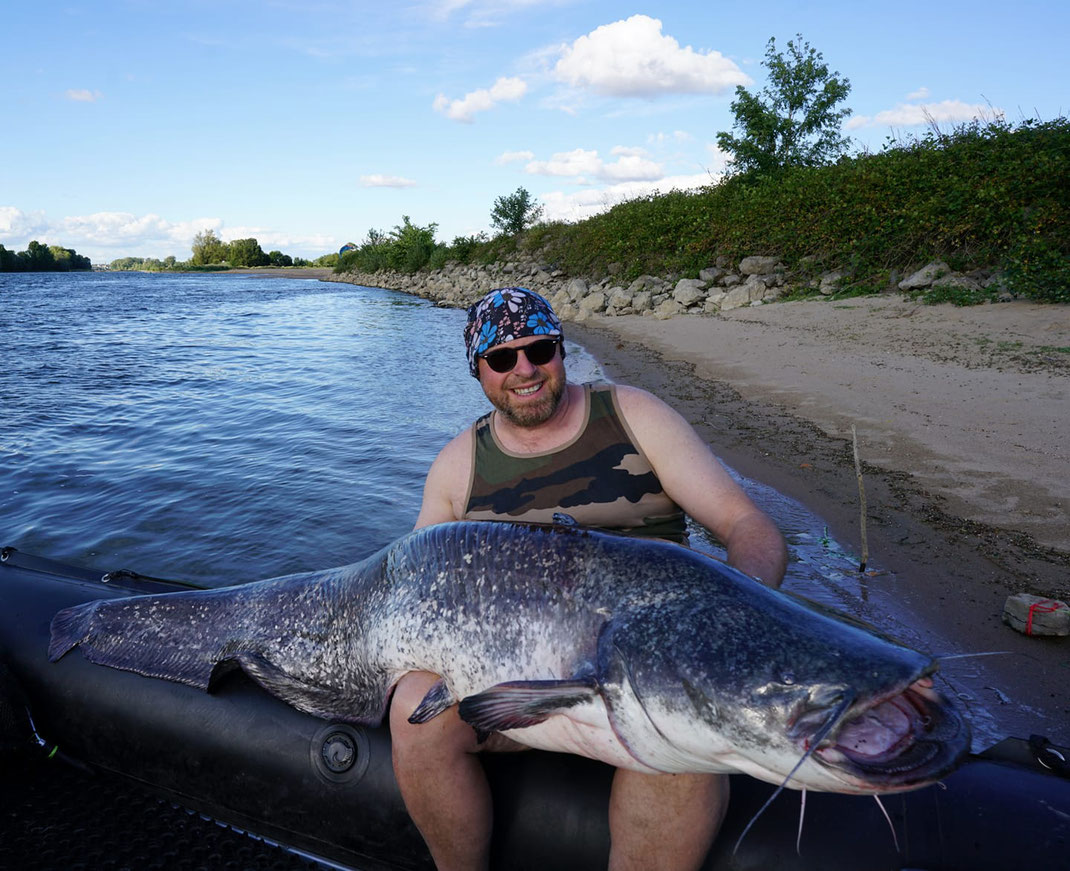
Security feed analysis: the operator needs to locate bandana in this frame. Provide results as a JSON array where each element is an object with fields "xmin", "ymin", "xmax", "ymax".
[{"xmin": 464, "ymin": 287, "xmax": 563, "ymax": 378}]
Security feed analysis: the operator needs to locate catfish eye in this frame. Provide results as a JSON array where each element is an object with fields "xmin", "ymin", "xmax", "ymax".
[{"xmin": 780, "ymin": 671, "xmax": 796, "ymax": 686}]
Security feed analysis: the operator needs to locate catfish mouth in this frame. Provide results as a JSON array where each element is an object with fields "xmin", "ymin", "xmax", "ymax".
[{"xmin": 801, "ymin": 683, "xmax": 970, "ymax": 791}]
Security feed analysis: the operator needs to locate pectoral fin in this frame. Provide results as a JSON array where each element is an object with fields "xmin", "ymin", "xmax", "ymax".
[
  {"xmin": 408, "ymin": 678, "xmax": 457, "ymax": 724},
  {"xmin": 458, "ymin": 678, "xmax": 599, "ymax": 733}
]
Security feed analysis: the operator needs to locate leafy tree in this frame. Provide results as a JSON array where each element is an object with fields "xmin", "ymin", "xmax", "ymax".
[
  {"xmin": 387, "ymin": 216, "xmax": 438, "ymax": 272},
  {"xmin": 717, "ymin": 34, "xmax": 852, "ymax": 176},
  {"xmin": 267, "ymin": 250, "xmax": 293, "ymax": 267},
  {"xmin": 191, "ymin": 229, "xmax": 228, "ymax": 265},
  {"xmin": 490, "ymin": 187, "xmax": 544, "ymax": 236},
  {"xmin": 226, "ymin": 238, "xmax": 269, "ymax": 267}
]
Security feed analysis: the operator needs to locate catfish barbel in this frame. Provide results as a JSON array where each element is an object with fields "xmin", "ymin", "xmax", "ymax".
[{"xmin": 49, "ymin": 521, "xmax": 969, "ymax": 794}]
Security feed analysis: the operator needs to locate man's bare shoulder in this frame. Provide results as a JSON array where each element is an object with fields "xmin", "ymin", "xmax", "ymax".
[
  {"xmin": 611, "ymin": 384, "xmax": 686, "ymax": 427},
  {"xmin": 414, "ymin": 425, "xmax": 475, "ymax": 529}
]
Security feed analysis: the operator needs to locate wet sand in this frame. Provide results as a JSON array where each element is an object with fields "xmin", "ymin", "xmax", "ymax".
[{"xmin": 567, "ymin": 296, "xmax": 1069, "ymax": 747}]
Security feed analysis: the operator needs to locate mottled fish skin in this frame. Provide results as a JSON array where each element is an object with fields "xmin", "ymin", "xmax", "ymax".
[{"xmin": 49, "ymin": 521, "xmax": 969, "ymax": 794}]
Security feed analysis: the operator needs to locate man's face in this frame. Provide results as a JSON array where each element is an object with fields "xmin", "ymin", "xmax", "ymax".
[{"xmin": 478, "ymin": 335, "xmax": 566, "ymax": 427}]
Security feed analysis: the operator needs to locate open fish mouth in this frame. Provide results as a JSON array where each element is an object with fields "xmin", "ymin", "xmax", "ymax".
[{"xmin": 808, "ymin": 683, "xmax": 970, "ymax": 790}]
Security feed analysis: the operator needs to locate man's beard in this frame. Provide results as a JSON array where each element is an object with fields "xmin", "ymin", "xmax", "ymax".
[{"xmin": 489, "ymin": 374, "xmax": 566, "ymax": 428}]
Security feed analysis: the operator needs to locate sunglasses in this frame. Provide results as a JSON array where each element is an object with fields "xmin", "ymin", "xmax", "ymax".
[{"xmin": 480, "ymin": 338, "xmax": 562, "ymax": 373}]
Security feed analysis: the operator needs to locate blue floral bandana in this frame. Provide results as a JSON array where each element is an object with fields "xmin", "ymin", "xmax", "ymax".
[{"xmin": 464, "ymin": 287, "xmax": 563, "ymax": 378}]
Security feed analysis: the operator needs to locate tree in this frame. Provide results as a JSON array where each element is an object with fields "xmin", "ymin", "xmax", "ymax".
[
  {"xmin": 22, "ymin": 240, "xmax": 56, "ymax": 270},
  {"xmin": 387, "ymin": 216, "xmax": 438, "ymax": 273},
  {"xmin": 490, "ymin": 187, "xmax": 544, "ymax": 236},
  {"xmin": 226, "ymin": 238, "xmax": 269, "ymax": 267},
  {"xmin": 191, "ymin": 229, "xmax": 228, "ymax": 265},
  {"xmin": 717, "ymin": 35, "xmax": 852, "ymax": 176}
]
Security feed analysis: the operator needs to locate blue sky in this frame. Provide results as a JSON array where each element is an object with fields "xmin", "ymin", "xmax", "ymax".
[{"xmin": 2, "ymin": 1, "xmax": 1066, "ymax": 263}]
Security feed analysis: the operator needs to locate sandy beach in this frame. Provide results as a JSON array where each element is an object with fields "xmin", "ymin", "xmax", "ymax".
[{"xmin": 567, "ymin": 295, "xmax": 1069, "ymax": 747}]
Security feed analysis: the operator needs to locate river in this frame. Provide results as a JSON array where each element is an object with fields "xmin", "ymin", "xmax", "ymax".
[{"xmin": 0, "ymin": 270, "xmax": 1011, "ymax": 747}]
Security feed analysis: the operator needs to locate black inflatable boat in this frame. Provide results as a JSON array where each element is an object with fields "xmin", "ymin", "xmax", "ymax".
[{"xmin": 2, "ymin": 546, "xmax": 1067, "ymax": 870}]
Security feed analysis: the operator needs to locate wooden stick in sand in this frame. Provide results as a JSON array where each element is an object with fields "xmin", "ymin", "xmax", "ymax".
[{"xmin": 851, "ymin": 425, "xmax": 869, "ymax": 572}]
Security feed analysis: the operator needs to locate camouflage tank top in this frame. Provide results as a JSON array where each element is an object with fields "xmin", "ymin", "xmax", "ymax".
[{"xmin": 462, "ymin": 384, "xmax": 688, "ymax": 543}]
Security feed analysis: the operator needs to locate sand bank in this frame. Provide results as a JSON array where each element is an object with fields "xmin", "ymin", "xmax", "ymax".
[{"xmin": 567, "ymin": 296, "xmax": 1069, "ymax": 746}]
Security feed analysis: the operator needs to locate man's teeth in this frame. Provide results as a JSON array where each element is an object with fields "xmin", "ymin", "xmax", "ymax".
[{"xmin": 514, "ymin": 385, "xmax": 541, "ymax": 395}]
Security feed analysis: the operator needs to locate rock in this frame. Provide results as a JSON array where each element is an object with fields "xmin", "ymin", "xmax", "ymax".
[
  {"xmin": 699, "ymin": 266, "xmax": 725, "ymax": 283},
  {"xmin": 930, "ymin": 274, "xmax": 982, "ymax": 293},
  {"xmin": 739, "ymin": 256, "xmax": 781, "ymax": 276},
  {"xmin": 720, "ymin": 285, "xmax": 752, "ymax": 312},
  {"xmin": 557, "ymin": 302, "xmax": 580, "ymax": 322},
  {"xmin": 549, "ymin": 289, "xmax": 571, "ymax": 311},
  {"xmin": 578, "ymin": 291, "xmax": 607, "ymax": 314},
  {"xmin": 721, "ymin": 273, "xmax": 742, "ymax": 288},
  {"xmin": 819, "ymin": 270, "xmax": 847, "ymax": 295},
  {"xmin": 631, "ymin": 290, "xmax": 653, "ymax": 313},
  {"xmin": 605, "ymin": 286, "xmax": 631, "ymax": 313},
  {"xmin": 654, "ymin": 299, "xmax": 684, "ymax": 319},
  {"xmin": 898, "ymin": 261, "xmax": 951, "ymax": 291},
  {"xmin": 704, "ymin": 291, "xmax": 726, "ymax": 314},
  {"xmin": 673, "ymin": 278, "xmax": 707, "ymax": 307},
  {"xmin": 626, "ymin": 275, "xmax": 660, "ymax": 295},
  {"xmin": 1002, "ymin": 594, "xmax": 1070, "ymax": 636},
  {"xmin": 564, "ymin": 277, "xmax": 589, "ymax": 301}
]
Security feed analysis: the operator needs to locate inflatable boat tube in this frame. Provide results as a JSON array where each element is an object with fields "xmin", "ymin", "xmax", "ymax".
[{"xmin": 1, "ymin": 546, "xmax": 1067, "ymax": 870}]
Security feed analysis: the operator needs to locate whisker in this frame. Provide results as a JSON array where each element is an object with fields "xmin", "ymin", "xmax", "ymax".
[
  {"xmin": 796, "ymin": 788, "xmax": 807, "ymax": 855},
  {"xmin": 872, "ymin": 794, "xmax": 900, "ymax": 852},
  {"xmin": 733, "ymin": 695, "xmax": 854, "ymax": 855},
  {"xmin": 935, "ymin": 651, "xmax": 1011, "ymax": 660}
]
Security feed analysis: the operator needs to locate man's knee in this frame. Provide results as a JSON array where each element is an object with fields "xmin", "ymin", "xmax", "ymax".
[{"xmin": 389, "ymin": 671, "xmax": 476, "ymax": 759}]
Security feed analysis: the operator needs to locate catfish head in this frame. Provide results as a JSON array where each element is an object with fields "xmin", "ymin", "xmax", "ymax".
[{"xmin": 594, "ymin": 586, "xmax": 970, "ymax": 794}]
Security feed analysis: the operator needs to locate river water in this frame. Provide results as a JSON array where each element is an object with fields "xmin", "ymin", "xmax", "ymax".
[{"xmin": 0, "ymin": 270, "xmax": 1009, "ymax": 746}]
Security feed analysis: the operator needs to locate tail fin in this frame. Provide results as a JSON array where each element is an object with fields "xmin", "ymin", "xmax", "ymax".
[{"xmin": 48, "ymin": 602, "xmax": 97, "ymax": 662}]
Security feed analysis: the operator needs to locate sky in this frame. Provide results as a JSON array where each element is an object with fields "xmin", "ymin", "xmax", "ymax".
[{"xmin": 2, "ymin": 1, "xmax": 1067, "ymax": 264}]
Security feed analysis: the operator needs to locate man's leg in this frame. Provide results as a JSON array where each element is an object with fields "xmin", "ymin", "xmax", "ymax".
[
  {"xmin": 608, "ymin": 770, "xmax": 729, "ymax": 871},
  {"xmin": 390, "ymin": 671, "xmax": 492, "ymax": 871}
]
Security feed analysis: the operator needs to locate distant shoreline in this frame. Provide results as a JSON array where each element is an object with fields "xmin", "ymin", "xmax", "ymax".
[{"xmin": 201, "ymin": 266, "xmax": 334, "ymax": 279}]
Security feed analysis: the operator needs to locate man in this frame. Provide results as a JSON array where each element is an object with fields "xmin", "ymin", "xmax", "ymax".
[{"xmin": 391, "ymin": 287, "xmax": 788, "ymax": 871}]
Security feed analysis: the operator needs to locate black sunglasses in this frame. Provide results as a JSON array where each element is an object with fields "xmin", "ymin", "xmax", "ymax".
[{"xmin": 480, "ymin": 338, "xmax": 562, "ymax": 373}]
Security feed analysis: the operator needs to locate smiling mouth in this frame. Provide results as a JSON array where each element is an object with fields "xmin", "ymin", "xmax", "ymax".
[{"xmin": 513, "ymin": 384, "xmax": 542, "ymax": 396}]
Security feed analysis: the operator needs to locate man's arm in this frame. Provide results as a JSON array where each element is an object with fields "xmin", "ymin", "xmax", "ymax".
[
  {"xmin": 413, "ymin": 428, "xmax": 474, "ymax": 530},
  {"xmin": 615, "ymin": 386, "xmax": 788, "ymax": 587}
]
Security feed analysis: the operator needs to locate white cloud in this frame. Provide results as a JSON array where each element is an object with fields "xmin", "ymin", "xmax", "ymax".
[
  {"xmin": 359, "ymin": 174, "xmax": 418, "ymax": 187},
  {"xmin": 0, "ymin": 207, "xmax": 337, "ymax": 262},
  {"xmin": 65, "ymin": 88, "xmax": 102, "ymax": 102},
  {"xmin": 541, "ymin": 171, "xmax": 713, "ymax": 223},
  {"xmin": 433, "ymin": 76, "xmax": 527, "ymax": 122},
  {"xmin": 847, "ymin": 99, "xmax": 999, "ymax": 130},
  {"xmin": 906, "ymin": 86, "xmax": 930, "ymax": 101},
  {"xmin": 553, "ymin": 15, "xmax": 750, "ymax": 97},
  {"xmin": 648, "ymin": 130, "xmax": 693, "ymax": 145},
  {"xmin": 526, "ymin": 148, "xmax": 603, "ymax": 177},
  {"xmin": 524, "ymin": 147, "xmax": 663, "ymax": 183},
  {"xmin": 0, "ymin": 205, "xmax": 50, "ymax": 243},
  {"xmin": 704, "ymin": 143, "xmax": 734, "ymax": 176},
  {"xmin": 495, "ymin": 149, "xmax": 535, "ymax": 164}
]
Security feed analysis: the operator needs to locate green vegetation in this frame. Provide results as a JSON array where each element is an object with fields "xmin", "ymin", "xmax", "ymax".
[
  {"xmin": 0, "ymin": 241, "xmax": 92, "ymax": 271},
  {"xmin": 106, "ymin": 231, "xmax": 327, "ymax": 272},
  {"xmin": 490, "ymin": 187, "xmax": 544, "ymax": 236},
  {"xmin": 338, "ymin": 115, "xmax": 1067, "ymax": 304},
  {"xmin": 330, "ymin": 35, "xmax": 1064, "ymax": 305},
  {"xmin": 717, "ymin": 34, "xmax": 853, "ymax": 176}
]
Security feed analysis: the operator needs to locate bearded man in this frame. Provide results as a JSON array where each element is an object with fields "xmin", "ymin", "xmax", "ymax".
[{"xmin": 391, "ymin": 287, "xmax": 788, "ymax": 870}]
